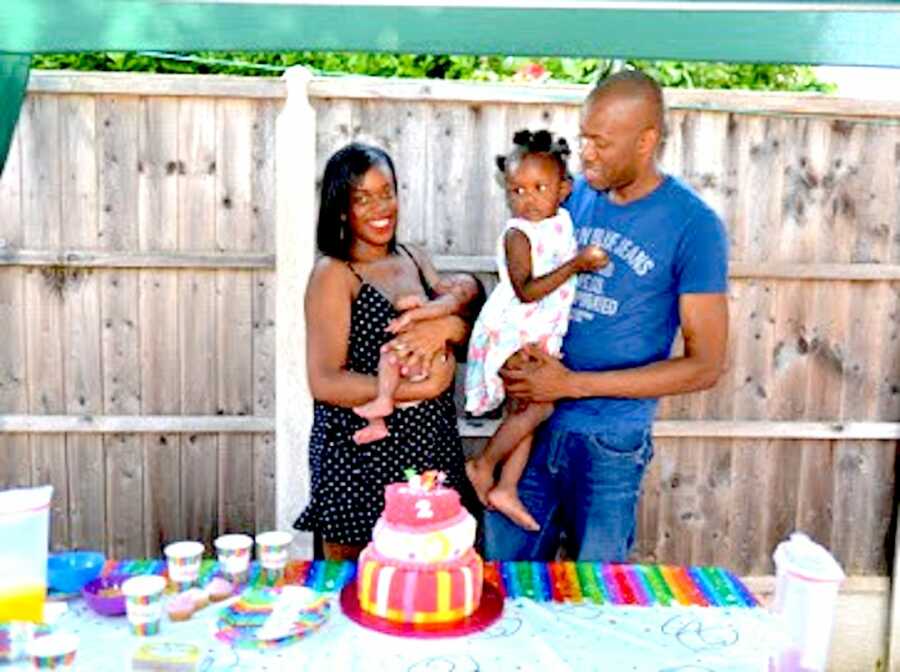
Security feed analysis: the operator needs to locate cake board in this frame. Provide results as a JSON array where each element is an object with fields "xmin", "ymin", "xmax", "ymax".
[{"xmin": 340, "ymin": 579, "xmax": 504, "ymax": 638}]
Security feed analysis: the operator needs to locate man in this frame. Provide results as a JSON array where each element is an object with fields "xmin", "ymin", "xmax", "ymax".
[{"xmin": 485, "ymin": 70, "xmax": 729, "ymax": 562}]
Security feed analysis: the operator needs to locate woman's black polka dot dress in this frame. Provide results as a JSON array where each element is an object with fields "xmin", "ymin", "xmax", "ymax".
[{"xmin": 294, "ymin": 266, "xmax": 479, "ymax": 546}]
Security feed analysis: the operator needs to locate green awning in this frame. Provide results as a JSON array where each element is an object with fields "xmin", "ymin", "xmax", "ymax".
[
  {"xmin": 3, "ymin": 2, "xmax": 900, "ymax": 64},
  {"xmin": 0, "ymin": 54, "xmax": 29, "ymax": 176},
  {"xmin": 2, "ymin": 1, "xmax": 900, "ymax": 176}
]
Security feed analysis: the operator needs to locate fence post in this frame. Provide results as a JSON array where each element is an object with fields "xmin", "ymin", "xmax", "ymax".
[{"xmin": 275, "ymin": 66, "xmax": 315, "ymax": 558}]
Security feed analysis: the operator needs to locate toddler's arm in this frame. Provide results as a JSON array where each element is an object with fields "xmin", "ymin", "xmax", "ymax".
[{"xmin": 505, "ymin": 228, "xmax": 607, "ymax": 304}]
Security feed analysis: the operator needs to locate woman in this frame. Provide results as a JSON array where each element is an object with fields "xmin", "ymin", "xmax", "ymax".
[{"xmin": 294, "ymin": 142, "xmax": 481, "ymax": 560}]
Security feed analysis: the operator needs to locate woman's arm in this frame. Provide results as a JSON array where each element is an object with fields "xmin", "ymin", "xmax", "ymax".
[
  {"xmin": 505, "ymin": 228, "xmax": 608, "ymax": 304},
  {"xmin": 305, "ymin": 258, "xmax": 450, "ymax": 407}
]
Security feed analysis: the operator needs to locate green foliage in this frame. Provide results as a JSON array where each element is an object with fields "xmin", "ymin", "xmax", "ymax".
[{"xmin": 30, "ymin": 51, "xmax": 834, "ymax": 92}]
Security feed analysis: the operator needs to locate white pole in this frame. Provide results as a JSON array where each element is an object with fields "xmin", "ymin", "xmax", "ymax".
[{"xmin": 275, "ymin": 66, "xmax": 315, "ymax": 559}]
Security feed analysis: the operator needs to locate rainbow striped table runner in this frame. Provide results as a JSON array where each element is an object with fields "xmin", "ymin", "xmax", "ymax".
[{"xmin": 99, "ymin": 560, "xmax": 758, "ymax": 608}]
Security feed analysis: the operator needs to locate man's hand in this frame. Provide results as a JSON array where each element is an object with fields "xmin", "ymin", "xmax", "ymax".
[{"xmin": 501, "ymin": 344, "xmax": 572, "ymax": 403}]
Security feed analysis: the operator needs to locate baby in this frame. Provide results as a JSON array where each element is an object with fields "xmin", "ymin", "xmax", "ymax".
[{"xmin": 352, "ymin": 273, "xmax": 480, "ymax": 444}]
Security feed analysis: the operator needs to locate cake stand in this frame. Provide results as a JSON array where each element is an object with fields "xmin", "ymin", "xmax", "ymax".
[{"xmin": 340, "ymin": 580, "xmax": 504, "ymax": 638}]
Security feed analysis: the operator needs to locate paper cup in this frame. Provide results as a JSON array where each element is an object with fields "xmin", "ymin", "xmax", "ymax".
[
  {"xmin": 26, "ymin": 633, "xmax": 78, "ymax": 670},
  {"xmin": 163, "ymin": 541, "xmax": 204, "ymax": 591},
  {"xmin": 122, "ymin": 575, "xmax": 167, "ymax": 636},
  {"xmin": 771, "ymin": 533, "xmax": 845, "ymax": 672},
  {"xmin": 214, "ymin": 534, "xmax": 253, "ymax": 584},
  {"xmin": 255, "ymin": 531, "xmax": 293, "ymax": 582}
]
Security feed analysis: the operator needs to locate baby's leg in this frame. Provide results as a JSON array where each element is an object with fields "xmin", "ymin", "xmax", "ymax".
[
  {"xmin": 353, "ymin": 352, "xmax": 400, "ymax": 445},
  {"xmin": 465, "ymin": 400, "xmax": 552, "ymax": 506},
  {"xmin": 354, "ymin": 350, "xmax": 400, "ymax": 421}
]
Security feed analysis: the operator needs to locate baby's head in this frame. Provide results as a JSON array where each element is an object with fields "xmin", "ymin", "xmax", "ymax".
[
  {"xmin": 496, "ymin": 129, "xmax": 572, "ymax": 223},
  {"xmin": 435, "ymin": 273, "xmax": 481, "ymax": 304}
]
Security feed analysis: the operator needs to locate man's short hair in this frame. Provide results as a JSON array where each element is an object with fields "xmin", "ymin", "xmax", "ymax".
[{"xmin": 587, "ymin": 69, "xmax": 666, "ymax": 139}]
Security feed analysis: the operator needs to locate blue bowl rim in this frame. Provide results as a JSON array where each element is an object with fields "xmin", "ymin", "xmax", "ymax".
[{"xmin": 47, "ymin": 550, "xmax": 106, "ymax": 570}]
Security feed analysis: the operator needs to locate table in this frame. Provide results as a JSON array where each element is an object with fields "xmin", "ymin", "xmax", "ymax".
[{"xmin": 9, "ymin": 562, "xmax": 780, "ymax": 671}]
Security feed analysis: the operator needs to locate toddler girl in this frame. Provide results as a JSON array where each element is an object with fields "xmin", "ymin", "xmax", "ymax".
[{"xmin": 465, "ymin": 129, "xmax": 607, "ymax": 531}]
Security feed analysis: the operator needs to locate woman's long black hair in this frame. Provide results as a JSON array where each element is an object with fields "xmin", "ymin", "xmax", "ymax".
[{"xmin": 316, "ymin": 142, "xmax": 399, "ymax": 260}]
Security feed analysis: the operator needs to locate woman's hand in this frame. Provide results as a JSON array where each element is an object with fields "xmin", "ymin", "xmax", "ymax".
[
  {"xmin": 396, "ymin": 351, "xmax": 457, "ymax": 402},
  {"xmin": 500, "ymin": 344, "xmax": 572, "ymax": 403},
  {"xmin": 385, "ymin": 316, "xmax": 454, "ymax": 378}
]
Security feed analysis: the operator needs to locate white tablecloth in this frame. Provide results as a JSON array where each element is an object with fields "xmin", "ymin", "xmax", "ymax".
[{"xmin": 9, "ymin": 594, "xmax": 777, "ymax": 671}]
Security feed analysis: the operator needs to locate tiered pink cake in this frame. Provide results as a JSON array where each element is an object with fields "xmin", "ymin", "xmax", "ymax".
[{"xmin": 357, "ymin": 471, "xmax": 483, "ymax": 624}]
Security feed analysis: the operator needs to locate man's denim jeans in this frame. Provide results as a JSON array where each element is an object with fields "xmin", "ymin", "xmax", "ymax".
[{"xmin": 484, "ymin": 423, "xmax": 654, "ymax": 562}]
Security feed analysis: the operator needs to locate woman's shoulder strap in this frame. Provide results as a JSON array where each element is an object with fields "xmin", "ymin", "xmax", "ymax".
[
  {"xmin": 397, "ymin": 243, "xmax": 437, "ymax": 300},
  {"xmin": 345, "ymin": 261, "xmax": 364, "ymax": 282}
]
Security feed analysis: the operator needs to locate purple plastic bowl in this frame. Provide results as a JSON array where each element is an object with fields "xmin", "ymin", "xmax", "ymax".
[{"xmin": 82, "ymin": 575, "xmax": 128, "ymax": 616}]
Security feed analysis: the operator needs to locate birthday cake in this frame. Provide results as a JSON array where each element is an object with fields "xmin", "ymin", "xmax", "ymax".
[{"xmin": 357, "ymin": 471, "xmax": 483, "ymax": 624}]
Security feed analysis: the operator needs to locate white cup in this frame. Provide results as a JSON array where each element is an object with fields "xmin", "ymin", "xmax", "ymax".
[
  {"xmin": 214, "ymin": 534, "xmax": 253, "ymax": 584},
  {"xmin": 26, "ymin": 632, "xmax": 79, "ymax": 669},
  {"xmin": 164, "ymin": 541, "xmax": 204, "ymax": 590},
  {"xmin": 122, "ymin": 575, "xmax": 167, "ymax": 636},
  {"xmin": 255, "ymin": 531, "xmax": 293, "ymax": 580},
  {"xmin": 771, "ymin": 532, "xmax": 845, "ymax": 672}
]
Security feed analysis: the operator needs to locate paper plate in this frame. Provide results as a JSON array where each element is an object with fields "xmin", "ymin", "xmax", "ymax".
[
  {"xmin": 340, "ymin": 579, "xmax": 503, "ymax": 639},
  {"xmin": 215, "ymin": 587, "xmax": 330, "ymax": 649}
]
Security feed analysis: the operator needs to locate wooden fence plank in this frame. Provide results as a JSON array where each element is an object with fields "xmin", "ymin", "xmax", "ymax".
[
  {"xmin": 138, "ymin": 95, "xmax": 183, "ymax": 555},
  {"xmin": 58, "ymin": 93, "xmax": 106, "ymax": 552},
  {"xmin": 97, "ymin": 93, "xmax": 145, "ymax": 559},
  {"xmin": 725, "ymin": 113, "xmax": 781, "ymax": 567},
  {"xmin": 19, "ymin": 93, "xmax": 69, "ymax": 548},
  {"xmin": 216, "ymin": 97, "xmax": 256, "ymax": 535},
  {"xmin": 178, "ymin": 97, "xmax": 219, "ymax": 547},
  {"xmin": 795, "ymin": 118, "xmax": 848, "ymax": 552},
  {"xmin": 251, "ymin": 100, "xmax": 277, "ymax": 534},
  {"xmin": 0, "ymin": 128, "xmax": 31, "ymax": 489}
]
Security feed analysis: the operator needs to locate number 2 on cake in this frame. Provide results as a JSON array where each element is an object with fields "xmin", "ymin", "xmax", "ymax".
[{"xmin": 414, "ymin": 499, "xmax": 434, "ymax": 519}]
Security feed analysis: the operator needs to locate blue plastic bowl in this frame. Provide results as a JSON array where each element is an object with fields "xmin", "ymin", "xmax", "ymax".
[{"xmin": 47, "ymin": 551, "xmax": 105, "ymax": 593}]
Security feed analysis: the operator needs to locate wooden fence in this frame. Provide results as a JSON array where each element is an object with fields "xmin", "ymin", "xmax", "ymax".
[{"xmin": 0, "ymin": 71, "xmax": 897, "ymax": 579}]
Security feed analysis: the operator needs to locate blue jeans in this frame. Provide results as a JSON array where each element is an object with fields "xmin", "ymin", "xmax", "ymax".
[{"xmin": 484, "ymin": 422, "xmax": 654, "ymax": 562}]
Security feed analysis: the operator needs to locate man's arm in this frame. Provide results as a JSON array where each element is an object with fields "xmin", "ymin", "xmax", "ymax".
[{"xmin": 503, "ymin": 293, "xmax": 729, "ymax": 402}]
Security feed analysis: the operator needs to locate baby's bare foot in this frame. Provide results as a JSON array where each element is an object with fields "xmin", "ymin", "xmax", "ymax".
[
  {"xmin": 488, "ymin": 486, "xmax": 540, "ymax": 532},
  {"xmin": 353, "ymin": 420, "xmax": 390, "ymax": 445}
]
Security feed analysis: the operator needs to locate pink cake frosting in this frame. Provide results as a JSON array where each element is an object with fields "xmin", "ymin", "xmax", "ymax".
[{"xmin": 383, "ymin": 482, "xmax": 461, "ymax": 526}]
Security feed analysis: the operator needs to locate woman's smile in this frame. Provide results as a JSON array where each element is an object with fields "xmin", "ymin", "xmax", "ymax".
[{"xmin": 368, "ymin": 217, "xmax": 393, "ymax": 230}]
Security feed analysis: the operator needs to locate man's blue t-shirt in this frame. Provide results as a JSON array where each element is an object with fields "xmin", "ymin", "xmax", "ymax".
[{"xmin": 550, "ymin": 174, "xmax": 729, "ymax": 432}]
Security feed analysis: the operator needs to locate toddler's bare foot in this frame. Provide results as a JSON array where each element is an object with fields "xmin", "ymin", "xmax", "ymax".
[
  {"xmin": 353, "ymin": 396, "xmax": 394, "ymax": 420},
  {"xmin": 465, "ymin": 459, "xmax": 495, "ymax": 506},
  {"xmin": 353, "ymin": 420, "xmax": 390, "ymax": 445},
  {"xmin": 488, "ymin": 486, "xmax": 540, "ymax": 532}
]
